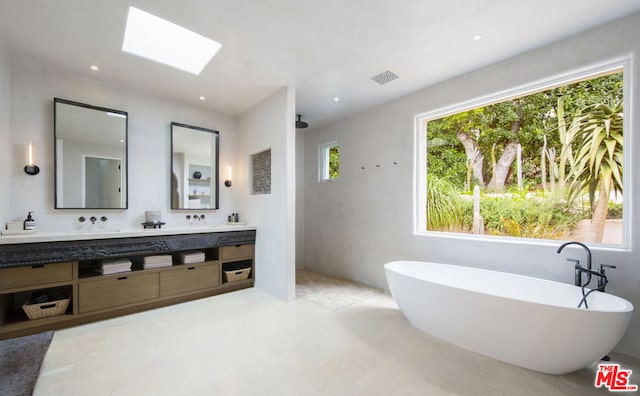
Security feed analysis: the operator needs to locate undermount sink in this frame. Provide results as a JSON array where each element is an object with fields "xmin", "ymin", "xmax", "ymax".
[
  {"xmin": 60, "ymin": 229, "xmax": 121, "ymax": 235},
  {"xmin": 162, "ymin": 225, "xmax": 221, "ymax": 231}
]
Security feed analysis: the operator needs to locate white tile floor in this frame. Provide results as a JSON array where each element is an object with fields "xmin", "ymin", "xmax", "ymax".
[
  {"xmin": 35, "ymin": 280, "xmax": 639, "ymax": 395},
  {"xmin": 296, "ymin": 270, "xmax": 382, "ymax": 311}
]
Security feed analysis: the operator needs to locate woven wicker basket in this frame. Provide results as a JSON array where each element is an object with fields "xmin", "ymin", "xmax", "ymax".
[
  {"xmin": 223, "ymin": 267, "xmax": 251, "ymax": 283},
  {"xmin": 22, "ymin": 298, "xmax": 70, "ymax": 320}
]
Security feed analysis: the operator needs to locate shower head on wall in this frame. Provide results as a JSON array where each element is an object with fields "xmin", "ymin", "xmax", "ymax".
[{"xmin": 296, "ymin": 114, "xmax": 309, "ymax": 129}]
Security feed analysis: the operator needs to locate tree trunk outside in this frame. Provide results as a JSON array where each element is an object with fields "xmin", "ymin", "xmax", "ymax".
[
  {"xmin": 472, "ymin": 185, "xmax": 484, "ymax": 234},
  {"xmin": 547, "ymin": 147, "xmax": 556, "ymax": 193},
  {"xmin": 557, "ymin": 90, "xmax": 568, "ymax": 187},
  {"xmin": 541, "ymin": 135, "xmax": 547, "ymax": 192},
  {"xmin": 516, "ymin": 144, "xmax": 523, "ymax": 191},
  {"xmin": 487, "ymin": 141, "xmax": 518, "ymax": 191},
  {"xmin": 456, "ymin": 131, "xmax": 484, "ymax": 186},
  {"xmin": 486, "ymin": 104, "xmax": 522, "ymax": 191},
  {"xmin": 588, "ymin": 181, "xmax": 609, "ymax": 243}
]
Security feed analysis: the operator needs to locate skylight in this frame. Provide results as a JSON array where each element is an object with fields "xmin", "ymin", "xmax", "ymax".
[{"xmin": 122, "ymin": 7, "xmax": 221, "ymax": 75}]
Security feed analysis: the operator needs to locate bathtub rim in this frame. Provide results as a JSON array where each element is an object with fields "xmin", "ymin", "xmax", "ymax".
[{"xmin": 384, "ymin": 260, "xmax": 634, "ymax": 314}]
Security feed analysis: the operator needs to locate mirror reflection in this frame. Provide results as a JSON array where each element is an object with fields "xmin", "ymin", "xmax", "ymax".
[
  {"xmin": 171, "ymin": 122, "xmax": 219, "ymax": 210},
  {"xmin": 54, "ymin": 98, "xmax": 128, "ymax": 209}
]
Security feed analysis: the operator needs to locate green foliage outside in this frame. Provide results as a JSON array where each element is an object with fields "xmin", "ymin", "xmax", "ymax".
[
  {"xmin": 329, "ymin": 146, "xmax": 340, "ymax": 179},
  {"xmin": 427, "ymin": 72, "xmax": 623, "ymax": 188},
  {"xmin": 427, "ymin": 176, "xmax": 581, "ymax": 239},
  {"xmin": 426, "ymin": 174, "xmax": 463, "ymax": 231},
  {"xmin": 607, "ymin": 201, "xmax": 623, "ymax": 219},
  {"xmin": 568, "ymin": 101, "xmax": 624, "ymax": 200},
  {"xmin": 458, "ymin": 193, "xmax": 581, "ymax": 239},
  {"xmin": 425, "ymin": 71, "xmax": 624, "ymax": 241}
]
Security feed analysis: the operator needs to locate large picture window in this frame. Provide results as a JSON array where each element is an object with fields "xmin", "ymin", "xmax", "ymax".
[{"xmin": 417, "ymin": 61, "xmax": 628, "ymax": 246}]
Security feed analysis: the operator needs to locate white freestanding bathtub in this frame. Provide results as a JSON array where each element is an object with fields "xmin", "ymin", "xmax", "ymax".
[{"xmin": 384, "ymin": 261, "xmax": 633, "ymax": 375}]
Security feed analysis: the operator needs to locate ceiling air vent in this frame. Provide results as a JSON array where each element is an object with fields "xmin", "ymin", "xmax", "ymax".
[{"xmin": 371, "ymin": 70, "xmax": 399, "ymax": 85}]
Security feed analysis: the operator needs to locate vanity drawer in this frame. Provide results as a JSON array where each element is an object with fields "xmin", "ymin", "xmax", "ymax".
[
  {"xmin": 0, "ymin": 262, "xmax": 74, "ymax": 291},
  {"xmin": 79, "ymin": 273, "xmax": 159, "ymax": 313},
  {"xmin": 221, "ymin": 244, "xmax": 254, "ymax": 261},
  {"xmin": 160, "ymin": 262, "xmax": 220, "ymax": 297}
]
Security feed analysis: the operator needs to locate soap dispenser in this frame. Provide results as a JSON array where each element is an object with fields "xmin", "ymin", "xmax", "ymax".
[{"xmin": 24, "ymin": 212, "xmax": 36, "ymax": 230}]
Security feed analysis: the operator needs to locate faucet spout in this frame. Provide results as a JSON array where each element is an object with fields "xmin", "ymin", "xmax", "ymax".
[
  {"xmin": 557, "ymin": 241, "xmax": 593, "ymax": 288},
  {"xmin": 557, "ymin": 241, "xmax": 592, "ymax": 271}
]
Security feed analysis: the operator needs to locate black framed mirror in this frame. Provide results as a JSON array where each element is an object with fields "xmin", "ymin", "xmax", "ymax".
[
  {"xmin": 171, "ymin": 122, "xmax": 219, "ymax": 210},
  {"xmin": 54, "ymin": 98, "xmax": 128, "ymax": 209}
]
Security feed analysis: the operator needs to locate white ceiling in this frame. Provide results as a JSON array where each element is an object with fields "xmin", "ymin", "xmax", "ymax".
[{"xmin": 1, "ymin": 1, "xmax": 640, "ymax": 130}]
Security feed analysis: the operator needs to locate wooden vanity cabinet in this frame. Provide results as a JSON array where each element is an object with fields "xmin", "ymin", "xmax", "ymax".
[
  {"xmin": 160, "ymin": 261, "xmax": 220, "ymax": 297},
  {"xmin": 0, "ymin": 261, "xmax": 76, "ymax": 334},
  {"xmin": 79, "ymin": 272, "xmax": 160, "ymax": 313},
  {"xmin": 221, "ymin": 245, "xmax": 255, "ymax": 286},
  {"xmin": 0, "ymin": 262, "xmax": 73, "ymax": 290},
  {"xmin": 0, "ymin": 231, "xmax": 255, "ymax": 340},
  {"xmin": 221, "ymin": 244, "xmax": 254, "ymax": 261}
]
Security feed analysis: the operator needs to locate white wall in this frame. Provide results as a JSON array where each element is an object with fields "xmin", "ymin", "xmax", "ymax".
[
  {"xmin": 6, "ymin": 59, "xmax": 239, "ymax": 230},
  {"xmin": 303, "ymin": 12, "xmax": 640, "ymax": 357},
  {"xmin": 0, "ymin": 42, "xmax": 10, "ymax": 230},
  {"xmin": 237, "ymin": 86, "xmax": 296, "ymax": 300}
]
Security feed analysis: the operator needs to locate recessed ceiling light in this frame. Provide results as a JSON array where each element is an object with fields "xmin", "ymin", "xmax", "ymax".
[
  {"xmin": 333, "ymin": 97, "xmax": 340, "ymax": 102},
  {"xmin": 122, "ymin": 7, "xmax": 222, "ymax": 75},
  {"xmin": 120, "ymin": 139, "xmax": 125, "ymax": 143},
  {"xmin": 472, "ymin": 34, "xmax": 483, "ymax": 41},
  {"xmin": 90, "ymin": 65, "xmax": 99, "ymax": 71},
  {"xmin": 199, "ymin": 96, "xmax": 206, "ymax": 100}
]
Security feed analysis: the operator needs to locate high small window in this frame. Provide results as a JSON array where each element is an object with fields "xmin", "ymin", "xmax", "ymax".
[{"xmin": 319, "ymin": 142, "xmax": 340, "ymax": 182}]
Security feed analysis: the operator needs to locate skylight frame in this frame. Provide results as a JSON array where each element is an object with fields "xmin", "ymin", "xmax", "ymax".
[{"xmin": 122, "ymin": 7, "xmax": 221, "ymax": 75}]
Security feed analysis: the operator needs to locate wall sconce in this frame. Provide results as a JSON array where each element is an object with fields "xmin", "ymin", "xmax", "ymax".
[
  {"xmin": 24, "ymin": 142, "xmax": 40, "ymax": 175},
  {"xmin": 224, "ymin": 165, "xmax": 232, "ymax": 187}
]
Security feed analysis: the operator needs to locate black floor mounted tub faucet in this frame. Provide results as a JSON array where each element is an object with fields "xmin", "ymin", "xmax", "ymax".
[{"xmin": 557, "ymin": 241, "xmax": 592, "ymax": 287}]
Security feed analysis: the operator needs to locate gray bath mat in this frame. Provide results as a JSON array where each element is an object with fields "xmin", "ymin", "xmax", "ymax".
[{"xmin": 0, "ymin": 331, "xmax": 54, "ymax": 396}]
